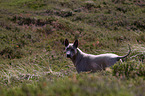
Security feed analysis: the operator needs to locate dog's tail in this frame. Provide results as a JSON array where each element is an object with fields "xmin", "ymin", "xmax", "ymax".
[{"xmin": 117, "ymin": 44, "xmax": 131, "ymax": 60}]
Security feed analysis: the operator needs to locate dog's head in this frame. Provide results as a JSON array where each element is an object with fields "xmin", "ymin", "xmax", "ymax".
[{"xmin": 64, "ymin": 39, "xmax": 78, "ymax": 58}]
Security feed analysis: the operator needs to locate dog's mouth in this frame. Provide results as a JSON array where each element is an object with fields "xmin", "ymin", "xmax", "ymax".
[{"xmin": 66, "ymin": 54, "xmax": 71, "ymax": 58}]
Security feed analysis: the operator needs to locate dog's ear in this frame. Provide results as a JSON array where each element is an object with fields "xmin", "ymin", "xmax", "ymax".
[
  {"xmin": 65, "ymin": 39, "xmax": 69, "ymax": 47},
  {"xmin": 73, "ymin": 40, "xmax": 78, "ymax": 48}
]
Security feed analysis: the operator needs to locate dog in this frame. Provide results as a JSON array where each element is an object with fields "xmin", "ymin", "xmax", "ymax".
[{"xmin": 64, "ymin": 39, "xmax": 131, "ymax": 73}]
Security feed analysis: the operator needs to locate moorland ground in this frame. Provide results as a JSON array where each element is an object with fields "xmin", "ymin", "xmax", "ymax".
[{"xmin": 0, "ymin": 0, "xmax": 145, "ymax": 96}]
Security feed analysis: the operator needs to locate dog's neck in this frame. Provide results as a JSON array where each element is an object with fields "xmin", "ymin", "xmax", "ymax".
[{"xmin": 71, "ymin": 48, "xmax": 84, "ymax": 66}]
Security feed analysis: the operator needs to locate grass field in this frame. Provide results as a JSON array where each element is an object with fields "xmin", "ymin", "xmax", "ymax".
[{"xmin": 0, "ymin": 0, "xmax": 145, "ymax": 96}]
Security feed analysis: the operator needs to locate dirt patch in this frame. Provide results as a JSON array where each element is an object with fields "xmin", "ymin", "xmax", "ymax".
[{"xmin": 10, "ymin": 15, "xmax": 47, "ymax": 26}]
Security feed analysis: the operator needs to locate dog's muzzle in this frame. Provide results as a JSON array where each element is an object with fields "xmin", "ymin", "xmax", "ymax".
[
  {"xmin": 66, "ymin": 54, "xmax": 71, "ymax": 58},
  {"xmin": 66, "ymin": 51, "xmax": 71, "ymax": 58}
]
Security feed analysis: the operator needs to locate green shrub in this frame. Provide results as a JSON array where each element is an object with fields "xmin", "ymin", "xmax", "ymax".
[
  {"xmin": 112, "ymin": 61, "xmax": 145, "ymax": 78},
  {"xmin": 0, "ymin": 46, "xmax": 24, "ymax": 59}
]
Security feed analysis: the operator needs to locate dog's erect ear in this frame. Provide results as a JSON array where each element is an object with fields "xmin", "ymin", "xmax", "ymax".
[
  {"xmin": 73, "ymin": 40, "xmax": 78, "ymax": 48},
  {"xmin": 65, "ymin": 39, "xmax": 69, "ymax": 47}
]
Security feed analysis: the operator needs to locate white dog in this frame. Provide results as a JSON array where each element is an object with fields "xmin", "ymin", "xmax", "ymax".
[{"xmin": 64, "ymin": 39, "xmax": 131, "ymax": 73}]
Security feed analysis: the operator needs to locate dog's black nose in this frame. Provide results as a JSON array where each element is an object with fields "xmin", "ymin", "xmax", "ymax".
[{"xmin": 67, "ymin": 54, "xmax": 71, "ymax": 58}]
